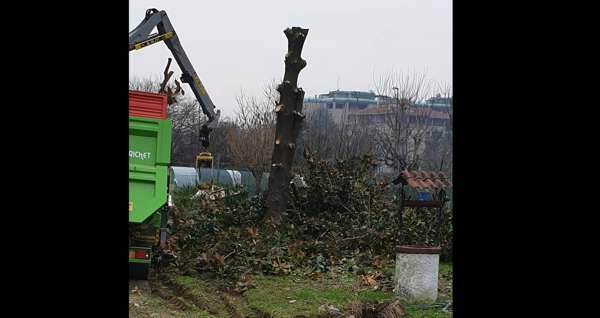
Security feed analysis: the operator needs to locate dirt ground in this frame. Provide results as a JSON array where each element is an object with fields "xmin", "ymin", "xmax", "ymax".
[{"xmin": 129, "ymin": 280, "xmax": 214, "ymax": 318}]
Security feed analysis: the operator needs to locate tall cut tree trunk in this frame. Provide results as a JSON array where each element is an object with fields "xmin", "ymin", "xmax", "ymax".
[
  {"xmin": 264, "ymin": 27, "xmax": 309, "ymax": 226},
  {"xmin": 252, "ymin": 171, "xmax": 263, "ymax": 195}
]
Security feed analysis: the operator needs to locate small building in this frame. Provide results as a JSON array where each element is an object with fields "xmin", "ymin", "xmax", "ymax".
[
  {"xmin": 304, "ymin": 90, "xmax": 378, "ymax": 125},
  {"xmin": 422, "ymin": 94, "xmax": 452, "ymax": 112},
  {"xmin": 304, "ymin": 90, "xmax": 377, "ymax": 111}
]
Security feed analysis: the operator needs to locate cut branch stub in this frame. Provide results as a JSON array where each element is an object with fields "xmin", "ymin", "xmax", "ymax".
[
  {"xmin": 282, "ymin": 27, "xmax": 309, "ymax": 86},
  {"xmin": 277, "ymin": 81, "xmax": 293, "ymax": 94},
  {"xmin": 293, "ymin": 111, "xmax": 306, "ymax": 120}
]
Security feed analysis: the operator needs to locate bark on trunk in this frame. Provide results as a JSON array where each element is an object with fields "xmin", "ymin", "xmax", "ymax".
[
  {"xmin": 252, "ymin": 171, "xmax": 262, "ymax": 195},
  {"xmin": 264, "ymin": 27, "xmax": 309, "ymax": 226}
]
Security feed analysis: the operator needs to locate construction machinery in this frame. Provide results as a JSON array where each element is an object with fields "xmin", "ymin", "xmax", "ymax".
[
  {"xmin": 196, "ymin": 152, "xmax": 214, "ymax": 169},
  {"xmin": 129, "ymin": 8, "xmax": 220, "ymax": 146},
  {"xmin": 129, "ymin": 8, "xmax": 220, "ymax": 279}
]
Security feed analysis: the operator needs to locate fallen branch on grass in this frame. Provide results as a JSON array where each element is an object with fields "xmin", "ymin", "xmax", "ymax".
[{"xmin": 338, "ymin": 233, "xmax": 370, "ymax": 242}]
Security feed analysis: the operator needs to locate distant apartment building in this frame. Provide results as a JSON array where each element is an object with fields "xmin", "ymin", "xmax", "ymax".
[
  {"xmin": 350, "ymin": 95, "xmax": 451, "ymax": 175},
  {"xmin": 304, "ymin": 90, "xmax": 380, "ymax": 124},
  {"xmin": 304, "ymin": 90, "xmax": 451, "ymax": 134},
  {"xmin": 303, "ymin": 89, "xmax": 452, "ymax": 175},
  {"xmin": 348, "ymin": 104, "xmax": 451, "ymax": 136},
  {"xmin": 422, "ymin": 94, "xmax": 452, "ymax": 111}
]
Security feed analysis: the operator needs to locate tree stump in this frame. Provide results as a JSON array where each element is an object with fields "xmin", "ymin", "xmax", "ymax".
[{"xmin": 264, "ymin": 27, "xmax": 309, "ymax": 226}]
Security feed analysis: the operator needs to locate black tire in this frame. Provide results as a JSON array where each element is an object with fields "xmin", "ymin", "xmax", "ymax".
[{"xmin": 129, "ymin": 262, "xmax": 150, "ymax": 280}]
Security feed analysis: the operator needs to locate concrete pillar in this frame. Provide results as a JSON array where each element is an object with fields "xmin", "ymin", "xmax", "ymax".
[{"xmin": 393, "ymin": 245, "xmax": 441, "ymax": 303}]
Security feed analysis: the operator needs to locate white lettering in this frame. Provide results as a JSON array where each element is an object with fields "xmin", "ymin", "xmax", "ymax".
[{"xmin": 129, "ymin": 150, "xmax": 152, "ymax": 161}]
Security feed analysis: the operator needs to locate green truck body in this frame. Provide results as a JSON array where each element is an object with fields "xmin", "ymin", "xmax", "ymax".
[
  {"xmin": 129, "ymin": 113, "xmax": 172, "ymax": 279},
  {"xmin": 129, "ymin": 116, "xmax": 172, "ymax": 223}
]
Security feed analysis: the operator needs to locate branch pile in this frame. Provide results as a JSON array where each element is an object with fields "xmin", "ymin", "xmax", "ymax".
[{"xmin": 161, "ymin": 155, "xmax": 452, "ymax": 284}]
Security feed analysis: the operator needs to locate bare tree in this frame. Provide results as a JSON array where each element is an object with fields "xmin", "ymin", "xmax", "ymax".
[
  {"xmin": 334, "ymin": 114, "xmax": 377, "ymax": 161},
  {"xmin": 421, "ymin": 82, "xmax": 453, "ymax": 176},
  {"xmin": 206, "ymin": 120, "xmax": 237, "ymax": 168},
  {"xmin": 226, "ymin": 84, "xmax": 278, "ymax": 194},
  {"xmin": 298, "ymin": 103, "xmax": 376, "ymax": 165},
  {"xmin": 373, "ymin": 70, "xmax": 434, "ymax": 171},
  {"xmin": 129, "ymin": 76, "xmax": 162, "ymax": 93},
  {"xmin": 168, "ymin": 100, "xmax": 207, "ymax": 166},
  {"xmin": 300, "ymin": 106, "xmax": 338, "ymax": 161}
]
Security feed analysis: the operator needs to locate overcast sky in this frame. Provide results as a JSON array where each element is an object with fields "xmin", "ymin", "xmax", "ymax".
[{"xmin": 129, "ymin": 0, "xmax": 452, "ymax": 118}]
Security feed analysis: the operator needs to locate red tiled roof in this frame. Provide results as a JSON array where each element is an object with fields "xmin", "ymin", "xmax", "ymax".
[{"xmin": 400, "ymin": 170, "xmax": 452, "ymax": 190}]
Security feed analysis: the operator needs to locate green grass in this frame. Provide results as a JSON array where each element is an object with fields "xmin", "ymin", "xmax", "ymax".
[
  {"xmin": 245, "ymin": 273, "xmax": 393, "ymax": 318},
  {"xmin": 439, "ymin": 263, "xmax": 452, "ymax": 278},
  {"xmin": 405, "ymin": 308, "xmax": 450, "ymax": 318},
  {"xmin": 244, "ymin": 267, "xmax": 452, "ymax": 318},
  {"xmin": 135, "ymin": 262, "xmax": 452, "ymax": 318}
]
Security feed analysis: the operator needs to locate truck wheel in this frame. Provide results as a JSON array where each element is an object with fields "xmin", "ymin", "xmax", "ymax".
[{"xmin": 129, "ymin": 263, "xmax": 150, "ymax": 280}]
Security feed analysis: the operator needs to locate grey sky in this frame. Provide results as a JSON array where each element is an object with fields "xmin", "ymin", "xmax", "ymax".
[{"xmin": 129, "ymin": 0, "xmax": 452, "ymax": 118}]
